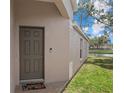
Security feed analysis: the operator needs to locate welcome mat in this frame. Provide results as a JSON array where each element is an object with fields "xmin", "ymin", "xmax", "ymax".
[{"xmin": 22, "ymin": 82, "xmax": 46, "ymax": 91}]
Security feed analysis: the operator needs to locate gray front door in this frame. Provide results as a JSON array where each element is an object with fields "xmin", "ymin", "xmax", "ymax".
[{"xmin": 20, "ymin": 26, "xmax": 44, "ymax": 80}]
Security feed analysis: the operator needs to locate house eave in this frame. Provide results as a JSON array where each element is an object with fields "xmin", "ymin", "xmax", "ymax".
[
  {"xmin": 70, "ymin": 0, "xmax": 78, "ymax": 11},
  {"xmin": 54, "ymin": 0, "xmax": 70, "ymax": 19},
  {"xmin": 37, "ymin": 0, "xmax": 77, "ymax": 19},
  {"xmin": 72, "ymin": 23, "xmax": 91, "ymax": 44}
]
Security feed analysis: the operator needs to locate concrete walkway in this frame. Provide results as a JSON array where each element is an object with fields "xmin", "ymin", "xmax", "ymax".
[{"xmin": 16, "ymin": 81, "xmax": 66, "ymax": 93}]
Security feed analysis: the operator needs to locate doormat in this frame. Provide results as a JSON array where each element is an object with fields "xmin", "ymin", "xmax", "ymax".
[{"xmin": 22, "ymin": 82, "xmax": 46, "ymax": 91}]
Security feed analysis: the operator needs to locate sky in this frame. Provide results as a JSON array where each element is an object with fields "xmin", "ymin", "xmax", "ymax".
[{"xmin": 74, "ymin": 0, "xmax": 113, "ymax": 44}]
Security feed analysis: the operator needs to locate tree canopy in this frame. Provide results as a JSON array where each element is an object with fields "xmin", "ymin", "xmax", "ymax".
[
  {"xmin": 74, "ymin": 0, "xmax": 113, "ymax": 30},
  {"xmin": 74, "ymin": 0, "xmax": 113, "ymax": 47}
]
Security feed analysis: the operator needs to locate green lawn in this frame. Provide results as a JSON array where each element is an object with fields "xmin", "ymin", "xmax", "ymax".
[
  {"xmin": 89, "ymin": 49, "xmax": 113, "ymax": 54},
  {"xmin": 63, "ymin": 56, "xmax": 113, "ymax": 93}
]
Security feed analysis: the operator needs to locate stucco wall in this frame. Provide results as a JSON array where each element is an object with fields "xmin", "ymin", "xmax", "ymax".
[
  {"xmin": 69, "ymin": 27, "xmax": 89, "ymax": 78},
  {"xmin": 83, "ymin": 40, "xmax": 89, "ymax": 58},
  {"xmin": 10, "ymin": 0, "xmax": 15, "ymax": 93},
  {"xmin": 14, "ymin": 0, "xmax": 70, "ymax": 85}
]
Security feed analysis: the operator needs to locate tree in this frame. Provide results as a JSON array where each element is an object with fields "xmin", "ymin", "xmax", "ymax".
[
  {"xmin": 90, "ymin": 33, "xmax": 111, "ymax": 49},
  {"xmin": 74, "ymin": 0, "xmax": 113, "ymax": 33},
  {"xmin": 90, "ymin": 36, "xmax": 99, "ymax": 48}
]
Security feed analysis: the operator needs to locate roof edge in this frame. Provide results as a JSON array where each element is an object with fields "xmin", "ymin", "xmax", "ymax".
[
  {"xmin": 70, "ymin": 0, "xmax": 78, "ymax": 11},
  {"xmin": 72, "ymin": 23, "xmax": 91, "ymax": 44}
]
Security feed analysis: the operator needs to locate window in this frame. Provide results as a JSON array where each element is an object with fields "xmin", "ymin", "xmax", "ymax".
[{"xmin": 80, "ymin": 38, "xmax": 83, "ymax": 58}]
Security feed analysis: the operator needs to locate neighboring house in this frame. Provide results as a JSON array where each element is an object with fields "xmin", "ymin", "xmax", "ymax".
[
  {"xmin": 10, "ymin": 0, "xmax": 89, "ymax": 93},
  {"xmin": 90, "ymin": 44, "xmax": 113, "ymax": 50},
  {"xmin": 100, "ymin": 44, "xmax": 113, "ymax": 49}
]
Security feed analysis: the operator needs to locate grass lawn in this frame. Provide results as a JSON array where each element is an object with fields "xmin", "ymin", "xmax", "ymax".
[
  {"xmin": 63, "ymin": 56, "xmax": 113, "ymax": 93},
  {"xmin": 89, "ymin": 49, "xmax": 113, "ymax": 54}
]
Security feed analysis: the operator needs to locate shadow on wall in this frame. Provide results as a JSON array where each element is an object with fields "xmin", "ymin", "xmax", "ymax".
[{"xmin": 86, "ymin": 57, "xmax": 113, "ymax": 70}]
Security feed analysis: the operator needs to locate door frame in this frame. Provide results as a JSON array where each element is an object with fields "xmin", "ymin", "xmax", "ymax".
[{"xmin": 19, "ymin": 25, "xmax": 45, "ymax": 82}]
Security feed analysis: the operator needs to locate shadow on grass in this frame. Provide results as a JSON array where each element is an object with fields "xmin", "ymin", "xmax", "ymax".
[{"xmin": 86, "ymin": 57, "xmax": 113, "ymax": 70}]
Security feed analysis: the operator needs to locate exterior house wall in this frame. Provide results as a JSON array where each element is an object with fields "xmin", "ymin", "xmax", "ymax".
[
  {"xmin": 86, "ymin": 42, "xmax": 89, "ymax": 57},
  {"xmin": 82, "ymin": 39, "xmax": 89, "ymax": 59},
  {"xmin": 11, "ymin": 0, "xmax": 89, "ymax": 93},
  {"xmin": 69, "ymin": 27, "xmax": 89, "ymax": 78},
  {"xmin": 10, "ymin": 0, "xmax": 16, "ymax": 93},
  {"xmin": 14, "ymin": 0, "xmax": 70, "ymax": 86},
  {"xmin": 83, "ymin": 40, "xmax": 87, "ymax": 58}
]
